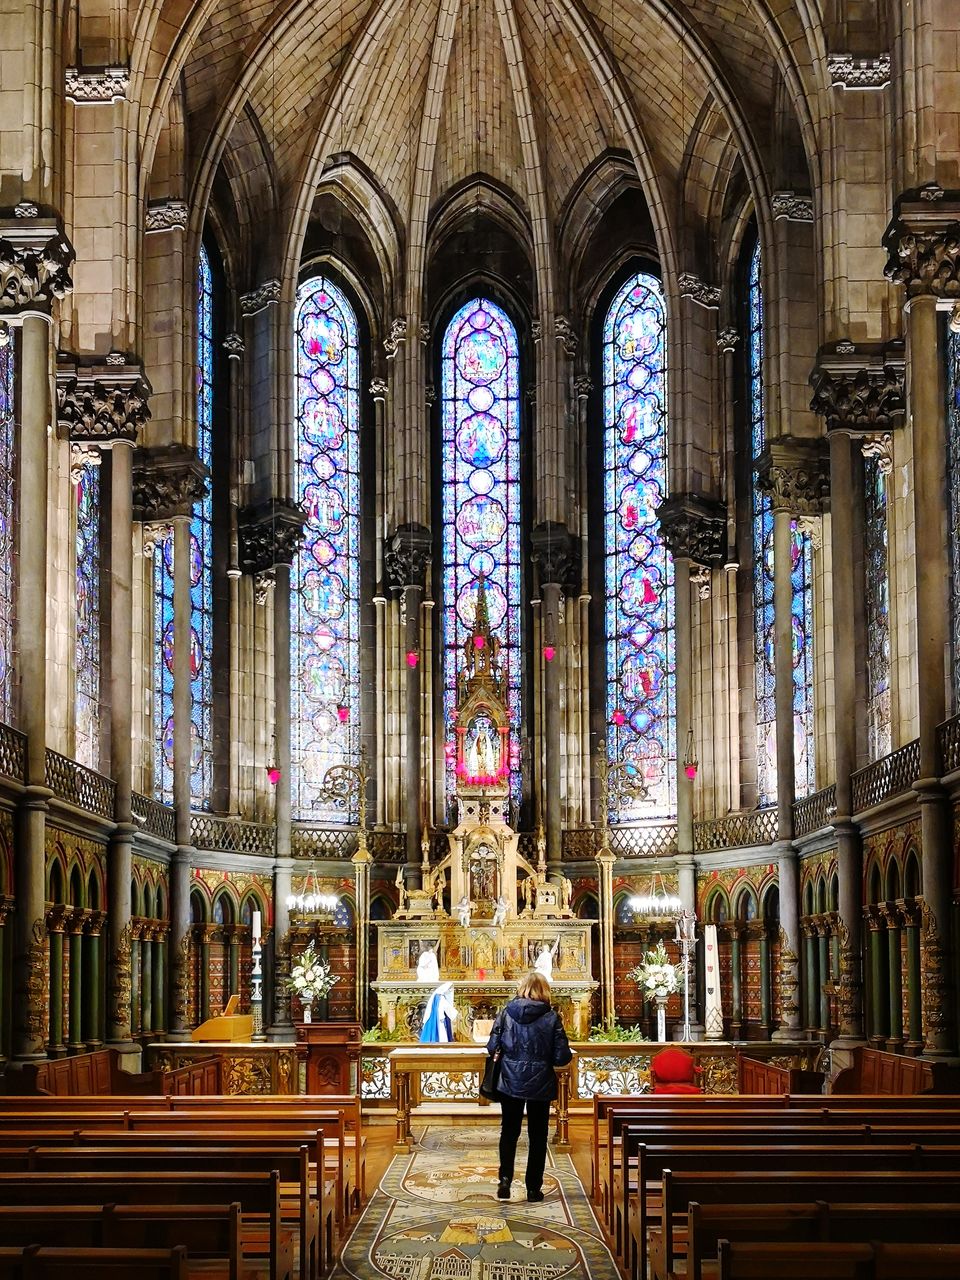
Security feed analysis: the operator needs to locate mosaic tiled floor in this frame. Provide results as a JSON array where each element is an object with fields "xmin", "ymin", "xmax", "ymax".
[{"xmin": 330, "ymin": 1124, "xmax": 620, "ymax": 1279}]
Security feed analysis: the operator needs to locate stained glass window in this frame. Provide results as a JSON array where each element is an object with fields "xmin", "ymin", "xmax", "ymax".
[
  {"xmin": 864, "ymin": 454, "xmax": 892, "ymax": 760},
  {"xmin": 949, "ymin": 327, "xmax": 960, "ymax": 702},
  {"xmin": 292, "ymin": 276, "xmax": 360, "ymax": 819},
  {"xmin": 190, "ymin": 245, "xmax": 215, "ymax": 806},
  {"xmin": 0, "ymin": 339, "xmax": 14, "ymax": 724},
  {"xmin": 153, "ymin": 531, "xmax": 175, "ymax": 803},
  {"xmin": 75, "ymin": 460, "xmax": 101, "ymax": 769},
  {"xmin": 441, "ymin": 299, "xmax": 522, "ymax": 813},
  {"xmin": 603, "ymin": 273, "xmax": 675, "ymax": 820},
  {"xmin": 749, "ymin": 240, "xmax": 815, "ymax": 803}
]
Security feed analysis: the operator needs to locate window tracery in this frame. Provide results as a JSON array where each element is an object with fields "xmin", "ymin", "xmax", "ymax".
[
  {"xmin": 864, "ymin": 454, "xmax": 891, "ymax": 759},
  {"xmin": 75, "ymin": 460, "xmax": 101, "ymax": 769}
]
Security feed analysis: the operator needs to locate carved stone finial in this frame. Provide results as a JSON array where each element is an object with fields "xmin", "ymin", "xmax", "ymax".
[
  {"xmin": 56, "ymin": 361, "xmax": 152, "ymax": 444},
  {"xmin": 883, "ymin": 190, "xmax": 960, "ymax": 298},
  {"xmin": 530, "ymin": 521, "xmax": 579, "ymax": 593},
  {"xmin": 133, "ymin": 444, "xmax": 208, "ymax": 521},
  {"xmin": 656, "ymin": 493, "xmax": 726, "ymax": 567},
  {"xmin": 772, "ymin": 191, "xmax": 814, "ymax": 222},
  {"xmin": 809, "ymin": 342, "xmax": 906, "ymax": 434},
  {"xmin": 755, "ymin": 437, "xmax": 830, "ymax": 515},
  {"xmin": 0, "ymin": 226, "xmax": 75, "ymax": 312},
  {"xmin": 678, "ymin": 272, "xmax": 721, "ymax": 308},
  {"xmin": 384, "ymin": 522, "xmax": 432, "ymax": 591},
  {"xmin": 144, "ymin": 200, "xmax": 188, "ymax": 234},
  {"xmin": 237, "ymin": 499, "xmax": 307, "ymax": 573}
]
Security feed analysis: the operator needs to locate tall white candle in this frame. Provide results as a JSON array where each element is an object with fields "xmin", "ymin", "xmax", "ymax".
[{"xmin": 252, "ymin": 910, "xmax": 262, "ymax": 941}]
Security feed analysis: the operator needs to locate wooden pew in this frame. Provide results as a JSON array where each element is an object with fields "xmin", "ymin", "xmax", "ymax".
[
  {"xmin": 0, "ymin": 1247, "xmax": 188, "ymax": 1280},
  {"xmin": 872, "ymin": 1244, "xmax": 960, "ymax": 1279},
  {"xmin": 716, "ymin": 1240, "xmax": 874, "ymax": 1279},
  {"xmin": 0, "ymin": 1171, "xmax": 293, "ymax": 1280},
  {"xmin": 738, "ymin": 1056, "xmax": 823, "ymax": 1095}
]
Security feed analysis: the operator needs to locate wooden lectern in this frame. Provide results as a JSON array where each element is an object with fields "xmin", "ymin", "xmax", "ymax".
[{"xmin": 191, "ymin": 994, "xmax": 254, "ymax": 1042}]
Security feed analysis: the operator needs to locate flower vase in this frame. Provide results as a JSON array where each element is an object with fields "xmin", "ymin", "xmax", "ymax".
[
  {"xmin": 656, "ymin": 999, "xmax": 666, "ymax": 1043},
  {"xmin": 302, "ymin": 1005, "xmax": 312, "ymax": 1024}
]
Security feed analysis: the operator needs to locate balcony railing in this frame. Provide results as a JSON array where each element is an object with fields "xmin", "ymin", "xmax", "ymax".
[
  {"xmin": 851, "ymin": 739, "xmax": 920, "ymax": 812},
  {"xmin": 793, "ymin": 784, "xmax": 836, "ymax": 838},
  {"xmin": 132, "ymin": 791, "xmax": 176, "ymax": 843},
  {"xmin": 45, "ymin": 748, "xmax": 116, "ymax": 820},
  {"xmin": 938, "ymin": 713, "xmax": 960, "ymax": 775},
  {"xmin": 191, "ymin": 813, "xmax": 273, "ymax": 856},
  {"xmin": 0, "ymin": 723, "xmax": 25, "ymax": 783},
  {"xmin": 694, "ymin": 808, "xmax": 778, "ymax": 852}
]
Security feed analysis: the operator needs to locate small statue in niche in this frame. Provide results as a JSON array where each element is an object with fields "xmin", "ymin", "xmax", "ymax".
[
  {"xmin": 455, "ymin": 895, "xmax": 474, "ymax": 929},
  {"xmin": 521, "ymin": 875, "xmax": 535, "ymax": 913},
  {"xmin": 559, "ymin": 875, "xmax": 572, "ymax": 914},
  {"xmin": 395, "ymin": 865, "xmax": 407, "ymax": 914},
  {"xmin": 492, "ymin": 895, "xmax": 509, "ymax": 928},
  {"xmin": 430, "ymin": 864, "xmax": 446, "ymax": 912},
  {"xmin": 469, "ymin": 844, "xmax": 496, "ymax": 901},
  {"xmin": 416, "ymin": 944, "xmax": 439, "ymax": 983},
  {"xmin": 533, "ymin": 938, "xmax": 560, "ymax": 983}
]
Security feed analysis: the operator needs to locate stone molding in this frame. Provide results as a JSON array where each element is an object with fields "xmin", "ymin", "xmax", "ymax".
[
  {"xmin": 756, "ymin": 437, "xmax": 830, "ymax": 515},
  {"xmin": 133, "ymin": 444, "xmax": 208, "ymax": 521},
  {"xmin": 772, "ymin": 191, "xmax": 814, "ymax": 222},
  {"xmin": 237, "ymin": 499, "xmax": 307, "ymax": 573},
  {"xmin": 0, "ymin": 221, "xmax": 75, "ymax": 312},
  {"xmin": 65, "ymin": 65, "xmax": 130, "ymax": 103},
  {"xmin": 384, "ymin": 317, "xmax": 406, "ymax": 358},
  {"xmin": 56, "ymin": 358, "xmax": 152, "ymax": 445},
  {"xmin": 883, "ymin": 189, "xmax": 960, "ymax": 298},
  {"xmin": 827, "ymin": 53, "xmax": 891, "ymax": 90},
  {"xmin": 530, "ymin": 521, "xmax": 580, "ymax": 593},
  {"xmin": 656, "ymin": 493, "xmax": 726, "ymax": 567},
  {"xmin": 385, "ymin": 522, "xmax": 432, "ymax": 591},
  {"xmin": 239, "ymin": 279, "xmax": 280, "ymax": 315},
  {"xmin": 809, "ymin": 342, "xmax": 906, "ymax": 434},
  {"xmin": 144, "ymin": 200, "xmax": 188, "ymax": 234},
  {"xmin": 678, "ymin": 272, "xmax": 721, "ymax": 308}
]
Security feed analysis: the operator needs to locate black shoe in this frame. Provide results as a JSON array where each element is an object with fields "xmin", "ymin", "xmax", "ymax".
[
  {"xmin": 527, "ymin": 1189, "xmax": 544, "ymax": 1202},
  {"xmin": 497, "ymin": 1178, "xmax": 511, "ymax": 1199}
]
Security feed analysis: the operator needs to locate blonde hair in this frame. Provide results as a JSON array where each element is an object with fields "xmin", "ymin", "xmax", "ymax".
[{"xmin": 517, "ymin": 971, "xmax": 552, "ymax": 1002}]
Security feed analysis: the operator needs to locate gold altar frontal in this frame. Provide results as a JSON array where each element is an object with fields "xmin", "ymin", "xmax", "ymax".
[{"xmin": 372, "ymin": 916, "xmax": 598, "ymax": 1039}]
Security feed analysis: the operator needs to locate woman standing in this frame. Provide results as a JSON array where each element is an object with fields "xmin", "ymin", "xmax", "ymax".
[{"xmin": 486, "ymin": 971, "xmax": 572, "ymax": 1201}]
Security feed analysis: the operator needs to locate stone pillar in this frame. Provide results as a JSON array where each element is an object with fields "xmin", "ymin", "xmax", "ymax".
[
  {"xmin": 68, "ymin": 912, "xmax": 85, "ymax": 1051},
  {"xmin": 730, "ymin": 925, "xmax": 743, "ymax": 1038},
  {"xmin": 531, "ymin": 522, "xmax": 577, "ymax": 872},
  {"xmin": 166, "ymin": 847, "xmax": 191, "ymax": 1038},
  {"xmin": 759, "ymin": 925, "xmax": 772, "ymax": 1038},
  {"xmin": 866, "ymin": 907, "xmax": 887, "ymax": 1045},
  {"xmin": 802, "ymin": 924, "xmax": 817, "ymax": 1034},
  {"xmin": 83, "ymin": 915, "xmax": 103, "ymax": 1048},
  {"xmin": 595, "ymin": 845, "xmax": 616, "ymax": 1029},
  {"xmin": 198, "ymin": 927, "xmax": 211, "ymax": 1023},
  {"xmin": 152, "ymin": 927, "xmax": 166, "ymax": 1034},
  {"xmin": 883, "ymin": 905, "xmax": 904, "ymax": 1052},
  {"xmin": 385, "ymin": 524, "xmax": 432, "ymax": 882},
  {"xmin": 228, "ymin": 927, "xmax": 241, "ymax": 999},
  {"xmin": 47, "ymin": 912, "xmax": 66, "ymax": 1057},
  {"xmin": 141, "ymin": 926, "xmax": 153, "ymax": 1034},
  {"xmin": 883, "ymin": 193, "xmax": 960, "ymax": 1056},
  {"xmin": 903, "ymin": 903, "xmax": 924, "ymax": 1053},
  {"xmin": 353, "ymin": 845, "xmax": 372, "ymax": 1025},
  {"xmin": 817, "ymin": 925, "xmax": 831, "ymax": 1039},
  {"xmin": 269, "ymin": 859, "xmax": 293, "ymax": 1040},
  {"xmin": 773, "ymin": 842, "xmax": 803, "ymax": 1038}
]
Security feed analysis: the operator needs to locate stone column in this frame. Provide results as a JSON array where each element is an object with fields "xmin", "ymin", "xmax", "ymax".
[
  {"xmin": 774, "ymin": 842, "xmax": 803, "ymax": 1038},
  {"xmin": 166, "ymin": 847, "xmax": 191, "ymax": 1038},
  {"xmin": 903, "ymin": 903, "xmax": 923, "ymax": 1053},
  {"xmin": 385, "ymin": 524, "xmax": 432, "ymax": 882},
  {"xmin": 152, "ymin": 926, "xmax": 167, "ymax": 1034},
  {"xmin": 141, "ymin": 925, "xmax": 153, "ymax": 1034},
  {"xmin": 865, "ymin": 907, "xmax": 887, "ymax": 1045},
  {"xmin": 758, "ymin": 925, "xmax": 772, "ymax": 1037},
  {"xmin": 595, "ymin": 845, "xmax": 616, "ymax": 1029},
  {"xmin": 83, "ymin": 914, "xmax": 103, "ymax": 1047},
  {"xmin": 68, "ymin": 912, "xmax": 85, "ymax": 1051},
  {"xmin": 730, "ymin": 925, "xmax": 743, "ymax": 1038},
  {"xmin": 802, "ymin": 923, "xmax": 817, "ymax": 1034},
  {"xmin": 531, "ymin": 522, "xmax": 577, "ymax": 872},
  {"xmin": 817, "ymin": 925, "xmax": 831, "ymax": 1039},
  {"xmin": 883, "ymin": 193, "xmax": 960, "ymax": 1056},
  {"xmin": 883, "ymin": 905, "xmax": 904, "ymax": 1052},
  {"xmin": 353, "ymin": 845, "xmax": 372, "ymax": 1025},
  {"xmin": 269, "ymin": 859, "xmax": 293, "ymax": 1040},
  {"xmin": 47, "ymin": 911, "xmax": 66, "ymax": 1057}
]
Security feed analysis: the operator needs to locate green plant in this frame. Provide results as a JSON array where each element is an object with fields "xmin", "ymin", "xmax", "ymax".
[
  {"xmin": 361, "ymin": 1025, "xmax": 408, "ymax": 1043},
  {"xmin": 587, "ymin": 1022, "xmax": 648, "ymax": 1042}
]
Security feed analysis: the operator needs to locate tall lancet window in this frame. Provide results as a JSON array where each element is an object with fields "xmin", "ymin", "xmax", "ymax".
[
  {"xmin": 748, "ymin": 240, "xmax": 815, "ymax": 804},
  {"xmin": 603, "ymin": 273, "xmax": 675, "ymax": 819},
  {"xmin": 153, "ymin": 532, "xmax": 175, "ymax": 803},
  {"xmin": 75, "ymin": 459, "xmax": 102, "ymax": 769},
  {"xmin": 292, "ymin": 276, "xmax": 361, "ymax": 819},
  {"xmin": 949, "ymin": 325, "xmax": 960, "ymax": 701},
  {"xmin": 190, "ymin": 243, "xmax": 215, "ymax": 806},
  {"xmin": 0, "ymin": 338, "xmax": 14, "ymax": 724},
  {"xmin": 864, "ymin": 452, "xmax": 892, "ymax": 759},
  {"xmin": 441, "ymin": 299, "xmax": 522, "ymax": 812}
]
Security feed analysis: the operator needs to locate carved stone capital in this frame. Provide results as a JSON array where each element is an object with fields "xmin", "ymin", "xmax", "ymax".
[
  {"xmin": 555, "ymin": 316, "xmax": 578, "ymax": 356},
  {"xmin": 384, "ymin": 317, "xmax": 407, "ymax": 359},
  {"xmin": 385, "ymin": 522, "xmax": 432, "ymax": 591},
  {"xmin": 883, "ymin": 190, "xmax": 960, "ymax": 298},
  {"xmin": 809, "ymin": 342, "xmax": 906, "ymax": 434},
  {"xmin": 65, "ymin": 65, "xmax": 130, "ymax": 103},
  {"xmin": 755, "ymin": 437, "xmax": 830, "ymax": 515},
  {"xmin": 530, "ymin": 521, "xmax": 580, "ymax": 593},
  {"xmin": 656, "ymin": 493, "xmax": 726, "ymax": 567},
  {"xmin": 861, "ymin": 433, "xmax": 894, "ymax": 475},
  {"xmin": 56, "ymin": 359, "xmax": 152, "ymax": 445},
  {"xmin": 690, "ymin": 564, "xmax": 712, "ymax": 599},
  {"xmin": 144, "ymin": 199, "xmax": 188, "ymax": 234},
  {"xmin": 70, "ymin": 442, "xmax": 102, "ymax": 483},
  {"xmin": 574, "ymin": 375, "xmax": 593, "ymax": 399},
  {"xmin": 369, "ymin": 377, "xmax": 388, "ymax": 400},
  {"xmin": 237, "ymin": 499, "xmax": 307, "ymax": 573},
  {"xmin": 0, "ymin": 221, "xmax": 75, "ymax": 312},
  {"xmin": 239, "ymin": 279, "xmax": 280, "ymax": 315},
  {"xmin": 133, "ymin": 444, "xmax": 208, "ymax": 521},
  {"xmin": 222, "ymin": 332, "xmax": 244, "ymax": 359},
  {"xmin": 827, "ymin": 53, "xmax": 891, "ymax": 90},
  {"xmin": 678, "ymin": 272, "xmax": 721, "ymax": 308},
  {"xmin": 717, "ymin": 328, "xmax": 739, "ymax": 353},
  {"xmin": 772, "ymin": 191, "xmax": 814, "ymax": 222}
]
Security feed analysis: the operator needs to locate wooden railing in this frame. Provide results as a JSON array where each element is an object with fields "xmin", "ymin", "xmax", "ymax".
[
  {"xmin": 793, "ymin": 784, "xmax": 836, "ymax": 837},
  {"xmin": 851, "ymin": 739, "xmax": 920, "ymax": 812},
  {"xmin": 694, "ymin": 808, "xmax": 778, "ymax": 852},
  {"xmin": 45, "ymin": 748, "xmax": 116, "ymax": 819}
]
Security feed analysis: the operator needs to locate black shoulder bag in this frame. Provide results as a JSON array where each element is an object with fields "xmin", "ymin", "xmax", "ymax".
[{"xmin": 479, "ymin": 1048, "xmax": 502, "ymax": 1099}]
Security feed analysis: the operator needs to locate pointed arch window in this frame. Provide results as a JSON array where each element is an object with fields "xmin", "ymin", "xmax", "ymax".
[
  {"xmin": 864, "ymin": 452, "xmax": 892, "ymax": 759},
  {"xmin": 948, "ymin": 325, "xmax": 960, "ymax": 701},
  {"xmin": 292, "ymin": 275, "xmax": 361, "ymax": 819},
  {"xmin": 748, "ymin": 240, "xmax": 814, "ymax": 803},
  {"xmin": 0, "ymin": 338, "xmax": 15, "ymax": 724},
  {"xmin": 190, "ymin": 243, "xmax": 215, "ymax": 806},
  {"xmin": 603, "ymin": 272, "xmax": 675, "ymax": 819},
  {"xmin": 75, "ymin": 458, "xmax": 102, "ymax": 769},
  {"xmin": 153, "ymin": 531, "xmax": 175, "ymax": 803},
  {"xmin": 440, "ymin": 299, "xmax": 522, "ymax": 813}
]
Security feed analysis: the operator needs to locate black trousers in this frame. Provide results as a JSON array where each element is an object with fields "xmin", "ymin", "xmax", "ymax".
[{"xmin": 497, "ymin": 1094, "xmax": 551, "ymax": 1192}]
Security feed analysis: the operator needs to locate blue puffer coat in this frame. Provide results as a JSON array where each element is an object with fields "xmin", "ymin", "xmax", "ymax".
[{"xmin": 486, "ymin": 996, "xmax": 573, "ymax": 1101}]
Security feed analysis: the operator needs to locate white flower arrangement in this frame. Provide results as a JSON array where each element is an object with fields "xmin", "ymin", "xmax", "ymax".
[
  {"xmin": 627, "ymin": 940, "xmax": 679, "ymax": 1003},
  {"xmin": 287, "ymin": 941, "xmax": 339, "ymax": 1004}
]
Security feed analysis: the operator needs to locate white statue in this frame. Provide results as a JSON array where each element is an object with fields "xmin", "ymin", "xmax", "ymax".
[
  {"xmin": 533, "ymin": 938, "xmax": 560, "ymax": 983},
  {"xmin": 416, "ymin": 944, "xmax": 439, "ymax": 983},
  {"xmin": 420, "ymin": 981, "xmax": 457, "ymax": 1042},
  {"xmin": 395, "ymin": 864, "xmax": 407, "ymax": 913},
  {"xmin": 492, "ymin": 895, "xmax": 509, "ymax": 928},
  {"xmin": 675, "ymin": 909, "xmax": 697, "ymax": 944},
  {"xmin": 431, "ymin": 864, "xmax": 446, "ymax": 912},
  {"xmin": 455, "ymin": 895, "xmax": 473, "ymax": 929}
]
